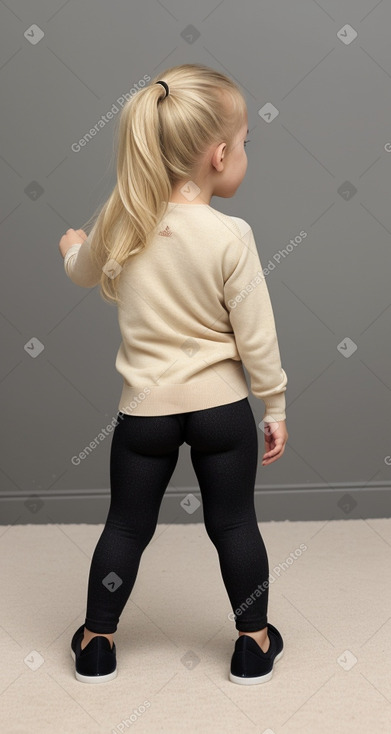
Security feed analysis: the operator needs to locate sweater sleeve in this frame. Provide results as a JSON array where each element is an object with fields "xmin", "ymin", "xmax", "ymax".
[
  {"xmin": 224, "ymin": 220, "xmax": 288, "ymax": 423},
  {"xmin": 63, "ymin": 224, "xmax": 101, "ymax": 288}
]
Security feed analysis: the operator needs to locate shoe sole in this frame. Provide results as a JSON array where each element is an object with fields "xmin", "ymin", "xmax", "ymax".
[
  {"xmin": 70, "ymin": 647, "xmax": 118, "ymax": 683},
  {"xmin": 229, "ymin": 648, "xmax": 284, "ymax": 685}
]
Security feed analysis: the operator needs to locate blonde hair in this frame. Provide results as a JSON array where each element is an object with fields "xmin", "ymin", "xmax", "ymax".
[{"xmin": 81, "ymin": 63, "xmax": 248, "ymax": 307}]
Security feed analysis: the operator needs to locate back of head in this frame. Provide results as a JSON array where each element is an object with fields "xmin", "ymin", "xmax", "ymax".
[{"xmin": 84, "ymin": 63, "xmax": 248, "ymax": 307}]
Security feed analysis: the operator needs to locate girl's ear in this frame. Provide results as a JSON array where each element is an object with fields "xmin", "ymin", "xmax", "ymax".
[{"xmin": 212, "ymin": 142, "xmax": 226, "ymax": 171}]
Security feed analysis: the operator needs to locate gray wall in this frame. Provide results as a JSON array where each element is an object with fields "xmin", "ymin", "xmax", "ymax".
[{"xmin": 1, "ymin": 0, "xmax": 390, "ymax": 525}]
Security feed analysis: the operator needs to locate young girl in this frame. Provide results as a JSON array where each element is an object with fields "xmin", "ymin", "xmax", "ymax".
[{"xmin": 59, "ymin": 63, "xmax": 288, "ymax": 686}]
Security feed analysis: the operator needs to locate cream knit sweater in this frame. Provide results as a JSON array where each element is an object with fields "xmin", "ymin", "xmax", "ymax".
[{"xmin": 64, "ymin": 202, "xmax": 287, "ymax": 422}]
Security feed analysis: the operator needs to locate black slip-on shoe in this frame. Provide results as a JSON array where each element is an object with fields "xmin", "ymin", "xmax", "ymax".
[
  {"xmin": 70, "ymin": 624, "xmax": 117, "ymax": 683},
  {"xmin": 229, "ymin": 622, "xmax": 284, "ymax": 685}
]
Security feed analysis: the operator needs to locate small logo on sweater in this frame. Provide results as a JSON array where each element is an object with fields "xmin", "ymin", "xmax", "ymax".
[{"xmin": 158, "ymin": 225, "xmax": 173, "ymax": 237}]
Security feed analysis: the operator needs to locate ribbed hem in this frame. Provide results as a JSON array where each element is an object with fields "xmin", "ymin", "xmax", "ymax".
[
  {"xmin": 263, "ymin": 412, "xmax": 286, "ymax": 424},
  {"xmin": 117, "ymin": 360, "xmax": 249, "ymax": 416},
  {"xmin": 262, "ymin": 391, "xmax": 286, "ymax": 423}
]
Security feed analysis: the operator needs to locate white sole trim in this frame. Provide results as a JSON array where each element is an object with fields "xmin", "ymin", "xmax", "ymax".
[
  {"xmin": 229, "ymin": 648, "xmax": 284, "ymax": 685},
  {"xmin": 70, "ymin": 648, "xmax": 117, "ymax": 683}
]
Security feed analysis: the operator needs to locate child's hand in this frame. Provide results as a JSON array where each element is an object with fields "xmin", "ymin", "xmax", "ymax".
[
  {"xmin": 262, "ymin": 419, "xmax": 288, "ymax": 466},
  {"xmin": 58, "ymin": 228, "xmax": 87, "ymax": 258}
]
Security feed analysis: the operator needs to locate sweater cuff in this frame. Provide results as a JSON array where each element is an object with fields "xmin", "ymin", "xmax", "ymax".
[
  {"xmin": 263, "ymin": 412, "xmax": 286, "ymax": 425},
  {"xmin": 63, "ymin": 243, "xmax": 81, "ymax": 267},
  {"xmin": 262, "ymin": 393, "xmax": 286, "ymax": 424}
]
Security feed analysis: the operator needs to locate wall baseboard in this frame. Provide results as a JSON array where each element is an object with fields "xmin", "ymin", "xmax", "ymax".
[{"xmin": 0, "ymin": 483, "xmax": 390, "ymax": 524}]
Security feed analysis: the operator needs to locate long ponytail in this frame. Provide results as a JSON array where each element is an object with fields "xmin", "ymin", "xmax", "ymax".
[{"xmin": 81, "ymin": 63, "xmax": 247, "ymax": 307}]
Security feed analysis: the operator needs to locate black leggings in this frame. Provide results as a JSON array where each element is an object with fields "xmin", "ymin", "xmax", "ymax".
[{"xmin": 84, "ymin": 397, "xmax": 269, "ymax": 634}]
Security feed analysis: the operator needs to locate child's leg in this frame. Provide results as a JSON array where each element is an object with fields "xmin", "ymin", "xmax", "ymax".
[
  {"xmin": 188, "ymin": 398, "xmax": 270, "ymax": 643},
  {"xmin": 83, "ymin": 412, "xmax": 183, "ymax": 639}
]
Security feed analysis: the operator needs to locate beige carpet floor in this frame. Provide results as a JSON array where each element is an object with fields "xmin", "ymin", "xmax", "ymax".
[{"xmin": 1, "ymin": 518, "xmax": 390, "ymax": 734}]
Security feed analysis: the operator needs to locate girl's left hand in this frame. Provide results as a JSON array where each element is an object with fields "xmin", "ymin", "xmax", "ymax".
[{"xmin": 58, "ymin": 228, "xmax": 87, "ymax": 258}]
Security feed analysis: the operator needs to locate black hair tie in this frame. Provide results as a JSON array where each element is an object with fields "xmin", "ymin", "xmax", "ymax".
[{"xmin": 156, "ymin": 80, "xmax": 169, "ymax": 98}]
